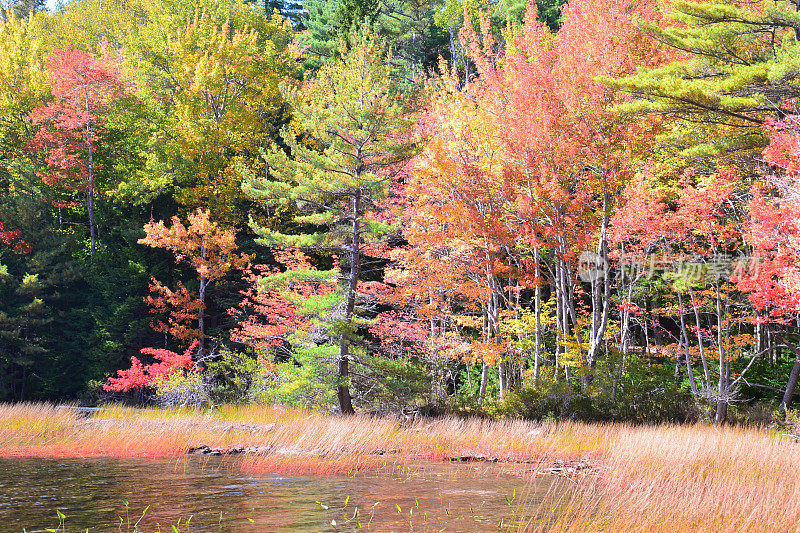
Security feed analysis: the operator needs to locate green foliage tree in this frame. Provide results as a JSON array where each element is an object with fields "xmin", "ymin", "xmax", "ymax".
[
  {"xmin": 1, "ymin": 0, "xmax": 45, "ymax": 21},
  {"xmin": 611, "ymin": 0, "xmax": 800, "ymax": 159},
  {"xmin": 302, "ymin": 0, "xmax": 450, "ymax": 85},
  {"xmin": 335, "ymin": 0, "xmax": 380, "ymax": 33},
  {"xmin": 242, "ymin": 32, "xmax": 415, "ymax": 413}
]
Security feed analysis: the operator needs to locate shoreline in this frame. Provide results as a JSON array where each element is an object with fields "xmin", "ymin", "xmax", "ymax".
[{"xmin": 3, "ymin": 403, "xmax": 799, "ymax": 532}]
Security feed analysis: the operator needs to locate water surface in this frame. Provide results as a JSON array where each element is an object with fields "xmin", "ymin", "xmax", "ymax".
[{"xmin": 0, "ymin": 457, "xmax": 557, "ymax": 531}]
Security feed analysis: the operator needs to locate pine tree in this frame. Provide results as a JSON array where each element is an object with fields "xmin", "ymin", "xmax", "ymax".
[
  {"xmin": 242, "ymin": 32, "xmax": 415, "ymax": 413},
  {"xmin": 610, "ymin": 0, "xmax": 800, "ymax": 158},
  {"xmin": 335, "ymin": 0, "xmax": 380, "ymax": 31}
]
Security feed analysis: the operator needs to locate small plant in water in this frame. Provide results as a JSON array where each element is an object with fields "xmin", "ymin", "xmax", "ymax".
[{"xmin": 44, "ymin": 509, "xmax": 67, "ymax": 533}]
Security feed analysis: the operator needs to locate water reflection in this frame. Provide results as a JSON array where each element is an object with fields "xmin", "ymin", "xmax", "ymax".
[{"xmin": 0, "ymin": 457, "xmax": 556, "ymax": 531}]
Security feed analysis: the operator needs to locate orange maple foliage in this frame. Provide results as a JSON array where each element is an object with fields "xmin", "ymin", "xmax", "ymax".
[{"xmin": 139, "ymin": 208, "xmax": 250, "ymax": 354}]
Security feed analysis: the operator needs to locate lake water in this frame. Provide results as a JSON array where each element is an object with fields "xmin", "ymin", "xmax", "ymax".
[{"xmin": 0, "ymin": 457, "xmax": 558, "ymax": 531}]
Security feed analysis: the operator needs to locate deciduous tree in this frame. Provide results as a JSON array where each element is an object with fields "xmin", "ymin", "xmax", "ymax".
[
  {"xmin": 28, "ymin": 46, "xmax": 124, "ymax": 258},
  {"xmin": 139, "ymin": 208, "xmax": 249, "ymax": 356}
]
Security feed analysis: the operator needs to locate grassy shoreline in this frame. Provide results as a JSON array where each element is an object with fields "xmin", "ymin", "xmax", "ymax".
[{"xmin": 2, "ymin": 403, "xmax": 799, "ymax": 531}]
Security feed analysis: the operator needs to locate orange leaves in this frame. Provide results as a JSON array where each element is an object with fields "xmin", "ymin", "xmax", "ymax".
[
  {"xmin": 467, "ymin": 339, "xmax": 511, "ymax": 366},
  {"xmin": 387, "ymin": 0, "xmax": 669, "ymax": 370},
  {"xmin": 137, "ymin": 208, "xmax": 249, "ymax": 356},
  {"xmin": 139, "ymin": 208, "xmax": 250, "ymax": 283}
]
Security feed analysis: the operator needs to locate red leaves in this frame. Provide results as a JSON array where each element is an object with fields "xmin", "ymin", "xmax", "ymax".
[
  {"xmin": 108, "ymin": 211, "xmax": 251, "ymax": 389},
  {"xmin": 229, "ymin": 265, "xmax": 301, "ymax": 358},
  {"xmin": 611, "ymin": 169, "xmax": 744, "ymax": 266},
  {"xmin": 44, "ymin": 46, "xmax": 123, "ymax": 106},
  {"xmin": 736, "ymin": 112, "xmax": 800, "ymax": 318},
  {"xmin": 370, "ymin": 310, "xmax": 429, "ymax": 357},
  {"xmin": 228, "ymin": 250, "xmax": 337, "ymax": 366},
  {"xmin": 28, "ymin": 46, "xmax": 124, "ymax": 193},
  {"xmin": 104, "ymin": 340, "xmax": 199, "ymax": 392},
  {"xmin": 0, "ymin": 221, "xmax": 31, "ymax": 254}
]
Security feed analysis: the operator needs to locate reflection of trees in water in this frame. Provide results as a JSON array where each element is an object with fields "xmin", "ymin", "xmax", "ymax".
[{"xmin": 2, "ymin": 457, "xmax": 544, "ymax": 531}]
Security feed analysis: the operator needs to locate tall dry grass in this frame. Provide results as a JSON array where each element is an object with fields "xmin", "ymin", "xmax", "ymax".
[
  {"xmin": 2, "ymin": 403, "xmax": 799, "ymax": 531},
  {"xmin": 0, "ymin": 403, "xmax": 612, "ymax": 463},
  {"xmin": 527, "ymin": 423, "xmax": 800, "ymax": 532}
]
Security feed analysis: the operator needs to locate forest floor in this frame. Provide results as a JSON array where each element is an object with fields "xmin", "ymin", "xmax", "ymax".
[{"xmin": 2, "ymin": 403, "xmax": 799, "ymax": 532}]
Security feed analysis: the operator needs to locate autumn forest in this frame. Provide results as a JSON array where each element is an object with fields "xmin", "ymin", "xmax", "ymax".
[{"xmin": 1, "ymin": 0, "xmax": 800, "ymax": 429}]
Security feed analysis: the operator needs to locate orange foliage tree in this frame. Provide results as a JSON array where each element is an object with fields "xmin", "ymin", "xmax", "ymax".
[
  {"xmin": 391, "ymin": 0, "xmax": 665, "ymax": 398},
  {"xmin": 138, "ymin": 208, "xmax": 249, "ymax": 357}
]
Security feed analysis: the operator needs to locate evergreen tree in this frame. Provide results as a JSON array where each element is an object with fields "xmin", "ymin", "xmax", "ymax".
[
  {"xmin": 245, "ymin": 0, "xmax": 305, "ymax": 28},
  {"xmin": 610, "ymin": 0, "xmax": 800, "ymax": 158},
  {"xmin": 334, "ymin": 0, "xmax": 380, "ymax": 33},
  {"xmin": 1, "ymin": 0, "xmax": 45, "ymax": 21},
  {"xmin": 242, "ymin": 32, "xmax": 415, "ymax": 413}
]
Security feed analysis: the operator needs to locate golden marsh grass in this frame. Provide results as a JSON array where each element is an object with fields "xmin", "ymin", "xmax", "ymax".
[{"xmin": 1, "ymin": 403, "xmax": 798, "ymax": 532}]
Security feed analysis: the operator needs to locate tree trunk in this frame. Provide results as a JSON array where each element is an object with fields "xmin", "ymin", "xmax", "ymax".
[
  {"xmin": 677, "ymin": 292, "xmax": 699, "ymax": 402},
  {"xmin": 714, "ymin": 286, "xmax": 727, "ymax": 424},
  {"xmin": 84, "ymin": 83, "xmax": 96, "ymax": 259},
  {"xmin": 198, "ymin": 278, "xmax": 206, "ymax": 358},
  {"xmin": 586, "ymin": 193, "xmax": 612, "ymax": 384},
  {"xmin": 478, "ymin": 362, "xmax": 489, "ymax": 403},
  {"xmin": 781, "ymin": 347, "xmax": 800, "ymax": 413},
  {"xmin": 689, "ymin": 287, "xmax": 710, "ymax": 394},
  {"xmin": 498, "ymin": 361, "xmax": 507, "ymax": 397},
  {"xmin": 87, "ymin": 188, "xmax": 96, "ymax": 259},
  {"xmin": 197, "ymin": 236, "xmax": 207, "ymax": 359},
  {"xmin": 534, "ymin": 249, "xmax": 542, "ymax": 386},
  {"xmin": 337, "ymin": 192, "xmax": 361, "ymax": 415}
]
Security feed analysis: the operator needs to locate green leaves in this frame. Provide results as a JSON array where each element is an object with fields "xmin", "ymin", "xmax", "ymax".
[
  {"xmin": 245, "ymin": 31, "xmax": 415, "ymax": 251},
  {"xmin": 612, "ymin": 0, "xmax": 800, "ymax": 160}
]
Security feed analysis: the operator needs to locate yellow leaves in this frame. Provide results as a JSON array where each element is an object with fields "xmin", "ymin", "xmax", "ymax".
[
  {"xmin": 469, "ymin": 339, "xmax": 509, "ymax": 366},
  {"xmin": 559, "ymin": 336, "xmax": 587, "ymax": 368},
  {"xmin": 125, "ymin": 4, "xmax": 293, "ymax": 219},
  {"xmin": 0, "ymin": 14, "xmax": 48, "ymax": 116},
  {"xmin": 453, "ymin": 314, "xmax": 481, "ymax": 329},
  {"xmin": 723, "ymin": 333, "xmax": 756, "ymax": 361}
]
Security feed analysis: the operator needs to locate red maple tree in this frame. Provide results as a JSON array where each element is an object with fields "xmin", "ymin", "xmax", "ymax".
[
  {"xmin": 735, "ymin": 105, "xmax": 800, "ymax": 410},
  {"xmin": 28, "ymin": 46, "xmax": 124, "ymax": 258},
  {"xmin": 104, "ymin": 339, "xmax": 199, "ymax": 392},
  {"xmin": 229, "ymin": 249, "xmax": 337, "ymax": 367}
]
